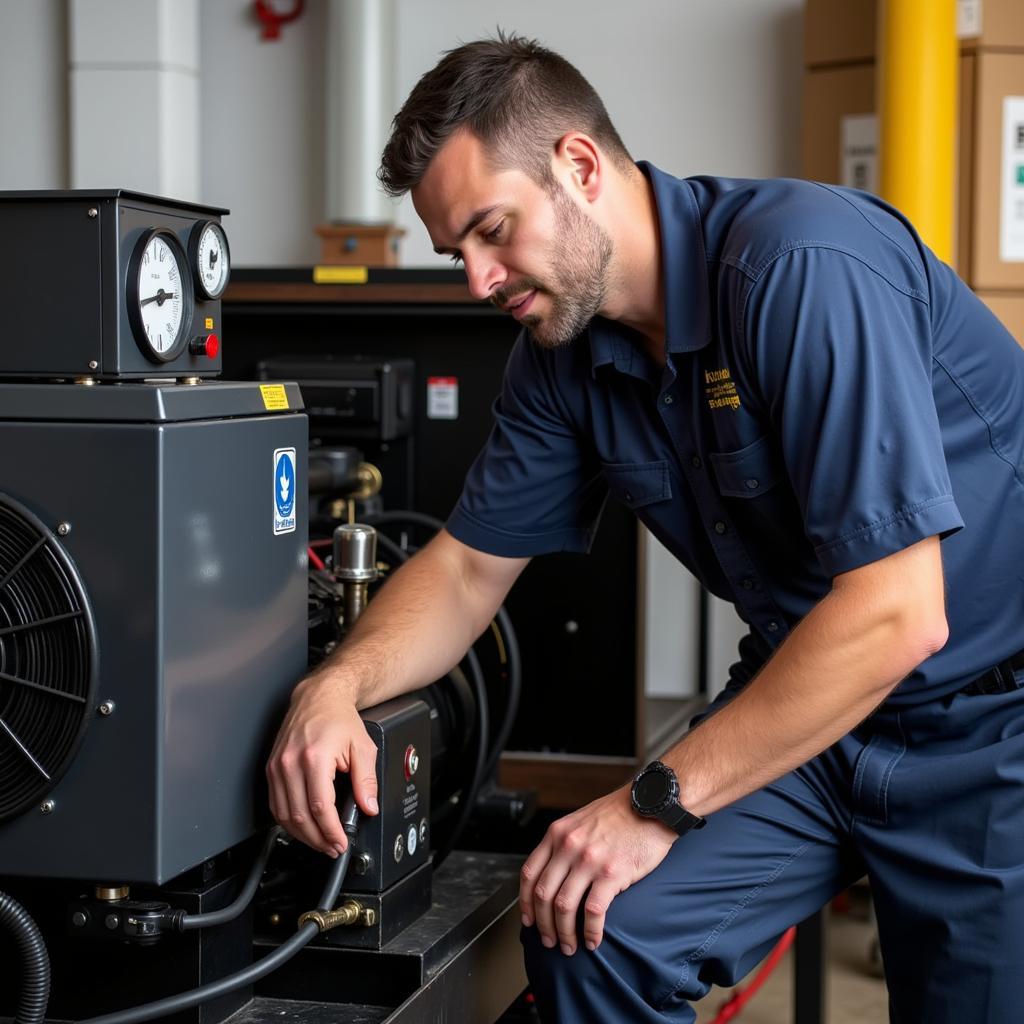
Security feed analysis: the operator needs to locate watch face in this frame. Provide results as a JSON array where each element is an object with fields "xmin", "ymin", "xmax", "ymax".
[{"xmin": 634, "ymin": 769, "xmax": 673, "ymax": 811}]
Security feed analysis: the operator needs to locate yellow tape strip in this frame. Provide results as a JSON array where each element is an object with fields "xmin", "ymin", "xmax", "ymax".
[{"xmin": 312, "ymin": 265, "xmax": 369, "ymax": 285}]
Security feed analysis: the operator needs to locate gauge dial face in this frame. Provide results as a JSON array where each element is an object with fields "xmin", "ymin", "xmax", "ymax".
[
  {"xmin": 192, "ymin": 221, "xmax": 230, "ymax": 299},
  {"xmin": 129, "ymin": 230, "xmax": 193, "ymax": 362}
]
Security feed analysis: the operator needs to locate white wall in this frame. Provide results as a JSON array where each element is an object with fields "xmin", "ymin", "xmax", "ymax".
[
  {"xmin": 0, "ymin": 0, "xmax": 68, "ymax": 189},
  {"xmin": 393, "ymin": 0, "xmax": 804, "ymax": 266}
]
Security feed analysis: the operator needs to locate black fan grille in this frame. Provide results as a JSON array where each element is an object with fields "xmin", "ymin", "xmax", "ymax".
[{"xmin": 0, "ymin": 496, "xmax": 96, "ymax": 821}]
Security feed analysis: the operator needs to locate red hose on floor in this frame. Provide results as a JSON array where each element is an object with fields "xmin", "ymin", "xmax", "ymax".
[{"xmin": 711, "ymin": 926, "xmax": 796, "ymax": 1023}]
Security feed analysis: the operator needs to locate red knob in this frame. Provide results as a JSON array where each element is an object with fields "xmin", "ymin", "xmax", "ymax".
[{"xmin": 189, "ymin": 334, "xmax": 220, "ymax": 359}]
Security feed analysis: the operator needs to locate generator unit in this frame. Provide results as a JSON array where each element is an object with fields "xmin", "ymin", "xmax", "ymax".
[{"xmin": 0, "ymin": 192, "xmax": 308, "ymax": 885}]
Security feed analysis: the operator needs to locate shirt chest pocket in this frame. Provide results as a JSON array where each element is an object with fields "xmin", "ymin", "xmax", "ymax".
[
  {"xmin": 708, "ymin": 434, "xmax": 784, "ymax": 498},
  {"xmin": 601, "ymin": 459, "xmax": 672, "ymax": 510}
]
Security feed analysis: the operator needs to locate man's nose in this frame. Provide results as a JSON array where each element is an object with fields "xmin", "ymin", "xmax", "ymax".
[{"xmin": 463, "ymin": 252, "xmax": 505, "ymax": 302}]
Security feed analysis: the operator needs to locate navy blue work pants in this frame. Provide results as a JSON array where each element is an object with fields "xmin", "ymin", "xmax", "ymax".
[{"xmin": 522, "ymin": 683, "xmax": 1024, "ymax": 1022}]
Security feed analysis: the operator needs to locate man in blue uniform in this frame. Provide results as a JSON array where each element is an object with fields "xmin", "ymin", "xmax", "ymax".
[{"xmin": 267, "ymin": 32, "xmax": 1024, "ymax": 1022}]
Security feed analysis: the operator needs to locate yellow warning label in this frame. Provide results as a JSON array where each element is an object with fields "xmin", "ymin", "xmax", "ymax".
[
  {"xmin": 313, "ymin": 265, "xmax": 369, "ymax": 285},
  {"xmin": 259, "ymin": 384, "xmax": 289, "ymax": 411},
  {"xmin": 204, "ymin": 317, "xmax": 214, "ymax": 330}
]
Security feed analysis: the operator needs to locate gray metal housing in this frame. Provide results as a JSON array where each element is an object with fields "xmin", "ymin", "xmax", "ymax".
[
  {"xmin": 0, "ymin": 380, "xmax": 307, "ymax": 883},
  {"xmin": 0, "ymin": 189, "xmax": 227, "ymax": 379}
]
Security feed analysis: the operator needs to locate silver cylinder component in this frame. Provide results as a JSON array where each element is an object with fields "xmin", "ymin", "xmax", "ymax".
[
  {"xmin": 344, "ymin": 582, "xmax": 370, "ymax": 627},
  {"xmin": 333, "ymin": 524, "xmax": 379, "ymax": 582}
]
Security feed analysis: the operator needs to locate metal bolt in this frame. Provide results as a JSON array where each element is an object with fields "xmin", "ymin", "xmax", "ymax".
[
  {"xmin": 352, "ymin": 852, "xmax": 371, "ymax": 877},
  {"xmin": 359, "ymin": 907, "xmax": 377, "ymax": 927},
  {"xmin": 72, "ymin": 911, "xmax": 88, "ymax": 927},
  {"xmin": 87, "ymin": 207, "xmax": 98, "ymax": 218},
  {"xmin": 40, "ymin": 799, "xmax": 55, "ymax": 814},
  {"xmin": 88, "ymin": 360, "xmax": 98, "ymax": 370},
  {"xmin": 393, "ymin": 834, "xmax": 404, "ymax": 862},
  {"xmin": 57, "ymin": 522, "xmax": 71, "ymax": 536},
  {"xmin": 268, "ymin": 913, "xmax": 281, "ymax": 926},
  {"xmin": 104, "ymin": 914, "xmax": 119, "ymax": 930},
  {"xmin": 419, "ymin": 818, "xmax": 428, "ymax": 845},
  {"xmin": 408, "ymin": 749, "xmax": 419, "ymax": 774},
  {"xmin": 98, "ymin": 700, "xmax": 115, "ymax": 716}
]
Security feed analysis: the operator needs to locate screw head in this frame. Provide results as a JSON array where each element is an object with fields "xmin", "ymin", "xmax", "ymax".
[
  {"xmin": 57, "ymin": 522, "xmax": 71, "ymax": 536},
  {"xmin": 98, "ymin": 700, "xmax": 115, "ymax": 716},
  {"xmin": 72, "ymin": 911, "xmax": 88, "ymax": 927},
  {"xmin": 40, "ymin": 799, "xmax": 55, "ymax": 814},
  {"xmin": 353, "ymin": 852, "xmax": 371, "ymax": 876},
  {"xmin": 87, "ymin": 207, "xmax": 98, "ymax": 218},
  {"xmin": 393, "ymin": 834, "xmax": 404, "ymax": 862},
  {"xmin": 104, "ymin": 914, "xmax": 119, "ymax": 930},
  {"xmin": 419, "ymin": 818, "xmax": 428, "ymax": 844},
  {"xmin": 88, "ymin": 360, "xmax": 98, "ymax": 370}
]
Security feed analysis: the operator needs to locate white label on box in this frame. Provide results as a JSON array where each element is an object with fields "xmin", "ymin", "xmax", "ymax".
[
  {"xmin": 1000, "ymin": 97, "xmax": 1024, "ymax": 263},
  {"xmin": 427, "ymin": 376, "xmax": 459, "ymax": 420},
  {"xmin": 957, "ymin": 0, "xmax": 982, "ymax": 38},
  {"xmin": 840, "ymin": 114, "xmax": 878, "ymax": 194}
]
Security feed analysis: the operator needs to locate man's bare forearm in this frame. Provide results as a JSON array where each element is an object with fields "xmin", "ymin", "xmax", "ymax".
[
  {"xmin": 666, "ymin": 537, "xmax": 949, "ymax": 818},
  {"xmin": 300, "ymin": 531, "xmax": 524, "ymax": 710}
]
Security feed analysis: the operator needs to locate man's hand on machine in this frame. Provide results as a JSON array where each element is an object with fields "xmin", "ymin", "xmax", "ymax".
[
  {"xmin": 519, "ymin": 786, "xmax": 677, "ymax": 956},
  {"xmin": 266, "ymin": 675, "xmax": 380, "ymax": 856}
]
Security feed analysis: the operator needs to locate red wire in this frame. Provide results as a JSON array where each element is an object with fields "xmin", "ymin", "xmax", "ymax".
[
  {"xmin": 711, "ymin": 926, "xmax": 796, "ymax": 1023},
  {"xmin": 307, "ymin": 546, "xmax": 325, "ymax": 571}
]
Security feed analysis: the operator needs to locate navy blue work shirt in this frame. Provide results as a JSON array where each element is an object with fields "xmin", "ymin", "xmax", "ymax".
[{"xmin": 445, "ymin": 162, "xmax": 1024, "ymax": 705}]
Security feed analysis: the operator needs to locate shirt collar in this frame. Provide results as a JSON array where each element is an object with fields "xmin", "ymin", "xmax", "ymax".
[{"xmin": 588, "ymin": 161, "xmax": 713, "ymax": 376}]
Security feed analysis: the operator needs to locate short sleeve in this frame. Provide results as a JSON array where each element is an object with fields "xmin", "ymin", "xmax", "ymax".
[
  {"xmin": 741, "ymin": 247, "xmax": 963, "ymax": 576},
  {"xmin": 445, "ymin": 333, "xmax": 607, "ymax": 556}
]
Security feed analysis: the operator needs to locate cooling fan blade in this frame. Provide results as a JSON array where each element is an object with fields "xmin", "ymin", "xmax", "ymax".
[{"xmin": 0, "ymin": 495, "xmax": 97, "ymax": 821}]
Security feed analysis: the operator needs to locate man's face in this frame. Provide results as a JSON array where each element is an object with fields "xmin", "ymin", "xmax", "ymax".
[{"xmin": 412, "ymin": 130, "xmax": 613, "ymax": 348}]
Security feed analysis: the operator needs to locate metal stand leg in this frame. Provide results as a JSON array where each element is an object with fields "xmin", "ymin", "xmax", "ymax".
[{"xmin": 794, "ymin": 907, "xmax": 828, "ymax": 1024}]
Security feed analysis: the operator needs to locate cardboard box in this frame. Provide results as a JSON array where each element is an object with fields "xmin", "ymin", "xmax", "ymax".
[
  {"xmin": 800, "ymin": 64, "xmax": 876, "ymax": 187},
  {"xmin": 805, "ymin": 0, "xmax": 876, "ymax": 68},
  {"xmin": 801, "ymin": 52, "xmax": 1024, "ymax": 288},
  {"xmin": 960, "ymin": 52, "xmax": 1024, "ymax": 288},
  {"xmin": 804, "ymin": 0, "xmax": 1024, "ymax": 69},
  {"xmin": 976, "ymin": 291, "xmax": 1024, "ymax": 345}
]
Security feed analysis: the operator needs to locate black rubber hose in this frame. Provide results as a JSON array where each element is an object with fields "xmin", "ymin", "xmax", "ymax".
[
  {"xmin": 481, "ymin": 603, "xmax": 521, "ymax": 783},
  {"xmin": 177, "ymin": 825, "xmax": 284, "ymax": 931},
  {"xmin": 79, "ymin": 799, "xmax": 359, "ymax": 1024},
  {"xmin": 363, "ymin": 509, "xmax": 523, "ymax": 782},
  {"xmin": 0, "ymin": 890, "xmax": 50, "ymax": 1024},
  {"xmin": 432, "ymin": 644, "xmax": 489, "ymax": 869}
]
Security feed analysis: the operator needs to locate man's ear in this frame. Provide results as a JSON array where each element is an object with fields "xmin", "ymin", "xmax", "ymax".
[{"xmin": 553, "ymin": 133, "xmax": 602, "ymax": 202}]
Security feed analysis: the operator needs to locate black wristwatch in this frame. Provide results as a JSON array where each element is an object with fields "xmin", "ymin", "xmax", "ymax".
[{"xmin": 630, "ymin": 761, "xmax": 706, "ymax": 836}]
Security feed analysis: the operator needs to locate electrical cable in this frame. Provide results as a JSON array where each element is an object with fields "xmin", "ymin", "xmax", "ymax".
[
  {"xmin": 78, "ymin": 800, "xmax": 359, "ymax": 1024},
  {"xmin": 174, "ymin": 826, "xmax": 284, "ymax": 931},
  {"xmin": 0, "ymin": 889, "xmax": 50, "ymax": 1024},
  {"xmin": 361, "ymin": 510, "xmax": 522, "ymax": 783},
  {"xmin": 431, "ymin": 644, "xmax": 489, "ymax": 870}
]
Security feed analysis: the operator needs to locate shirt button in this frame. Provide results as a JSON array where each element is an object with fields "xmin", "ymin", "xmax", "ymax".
[
  {"xmin": 691, "ymin": 456, "xmax": 702, "ymax": 469},
  {"xmin": 742, "ymin": 578, "xmax": 755, "ymax": 590},
  {"xmin": 767, "ymin": 620, "xmax": 779, "ymax": 632},
  {"xmin": 663, "ymin": 394, "xmax": 674, "ymax": 405},
  {"xmin": 745, "ymin": 478, "xmax": 759, "ymax": 490},
  {"xmin": 714, "ymin": 521, "xmax": 727, "ymax": 534}
]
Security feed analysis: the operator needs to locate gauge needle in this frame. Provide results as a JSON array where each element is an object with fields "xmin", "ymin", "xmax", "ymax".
[{"xmin": 141, "ymin": 289, "xmax": 176, "ymax": 307}]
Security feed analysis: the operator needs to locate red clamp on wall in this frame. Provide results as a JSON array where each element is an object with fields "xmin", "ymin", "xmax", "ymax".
[{"xmin": 253, "ymin": 0, "xmax": 305, "ymax": 41}]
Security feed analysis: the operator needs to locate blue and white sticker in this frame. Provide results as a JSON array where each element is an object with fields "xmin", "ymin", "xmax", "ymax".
[{"xmin": 273, "ymin": 447, "xmax": 297, "ymax": 535}]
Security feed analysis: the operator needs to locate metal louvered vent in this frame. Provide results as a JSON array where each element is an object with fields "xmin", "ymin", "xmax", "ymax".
[{"xmin": 0, "ymin": 495, "xmax": 96, "ymax": 821}]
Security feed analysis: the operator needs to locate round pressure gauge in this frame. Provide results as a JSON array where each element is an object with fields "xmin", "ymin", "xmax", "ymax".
[
  {"xmin": 189, "ymin": 220, "xmax": 231, "ymax": 299},
  {"xmin": 127, "ymin": 230, "xmax": 193, "ymax": 362}
]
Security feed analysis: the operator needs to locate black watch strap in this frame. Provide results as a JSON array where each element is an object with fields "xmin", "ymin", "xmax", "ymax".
[{"xmin": 659, "ymin": 800, "xmax": 707, "ymax": 836}]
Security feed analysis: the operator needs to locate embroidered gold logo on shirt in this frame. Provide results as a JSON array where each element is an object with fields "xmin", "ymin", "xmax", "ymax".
[{"xmin": 705, "ymin": 367, "xmax": 741, "ymax": 411}]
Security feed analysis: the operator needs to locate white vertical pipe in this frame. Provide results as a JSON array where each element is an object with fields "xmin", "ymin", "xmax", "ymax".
[{"xmin": 325, "ymin": 0, "xmax": 395, "ymax": 224}]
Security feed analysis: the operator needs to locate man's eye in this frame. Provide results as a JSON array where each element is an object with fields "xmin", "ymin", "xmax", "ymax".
[{"xmin": 484, "ymin": 221, "xmax": 505, "ymax": 242}]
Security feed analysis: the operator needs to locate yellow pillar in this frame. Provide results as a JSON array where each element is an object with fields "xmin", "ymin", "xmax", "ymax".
[{"xmin": 878, "ymin": 0, "xmax": 958, "ymax": 262}]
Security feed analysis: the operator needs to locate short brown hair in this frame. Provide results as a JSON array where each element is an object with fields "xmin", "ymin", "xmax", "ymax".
[{"xmin": 378, "ymin": 30, "xmax": 632, "ymax": 198}]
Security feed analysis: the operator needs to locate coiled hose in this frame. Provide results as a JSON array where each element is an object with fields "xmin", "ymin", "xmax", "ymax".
[{"xmin": 0, "ymin": 889, "xmax": 50, "ymax": 1024}]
